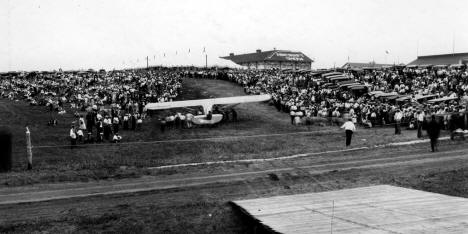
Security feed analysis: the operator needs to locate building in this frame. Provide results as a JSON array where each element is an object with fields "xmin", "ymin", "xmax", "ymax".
[
  {"xmin": 342, "ymin": 62, "xmax": 395, "ymax": 70},
  {"xmin": 220, "ymin": 49, "xmax": 313, "ymax": 70},
  {"xmin": 407, "ymin": 52, "xmax": 468, "ymax": 66}
]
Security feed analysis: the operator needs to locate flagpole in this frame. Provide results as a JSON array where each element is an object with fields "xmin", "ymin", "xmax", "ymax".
[{"xmin": 452, "ymin": 31, "xmax": 455, "ymax": 55}]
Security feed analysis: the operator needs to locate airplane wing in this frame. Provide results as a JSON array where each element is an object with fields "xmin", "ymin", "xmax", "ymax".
[
  {"xmin": 144, "ymin": 94, "xmax": 271, "ymax": 114},
  {"xmin": 219, "ymin": 103, "xmax": 240, "ymax": 111}
]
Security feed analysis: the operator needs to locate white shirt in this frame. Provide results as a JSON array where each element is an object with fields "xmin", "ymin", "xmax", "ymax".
[
  {"xmin": 341, "ymin": 121, "xmax": 356, "ymax": 132},
  {"xmin": 394, "ymin": 112, "xmax": 403, "ymax": 121},
  {"xmin": 417, "ymin": 113, "xmax": 425, "ymax": 122},
  {"xmin": 103, "ymin": 118, "xmax": 111, "ymax": 125},
  {"xmin": 70, "ymin": 129, "xmax": 76, "ymax": 139}
]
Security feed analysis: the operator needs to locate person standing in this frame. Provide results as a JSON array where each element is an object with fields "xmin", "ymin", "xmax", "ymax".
[
  {"xmin": 123, "ymin": 114, "xmax": 129, "ymax": 130},
  {"xmin": 417, "ymin": 110, "xmax": 425, "ymax": 138},
  {"xmin": 103, "ymin": 116, "xmax": 111, "ymax": 140},
  {"xmin": 341, "ymin": 118, "xmax": 356, "ymax": 147},
  {"xmin": 112, "ymin": 115, "xmax": 120, "ymax": 133},
  {"xmin": 394, "ymin": 109, "xmax": 403, "ymax": 135},
  {"xmin": 426, "ymin": 115, "xmax": 441, "ymax": 152},
  {"xmin": 185, "ymin": 112, "xmax": 193, "ymax": 128},
  {"xmin": 131, "ymin": 114, "xmax": 137, "ymax": 130},
  {"xmin": 69, "ymin": 125, "xmax": 77, "ymax": 149}
]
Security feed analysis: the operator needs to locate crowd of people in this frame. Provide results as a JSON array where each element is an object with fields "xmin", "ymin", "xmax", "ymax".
[
  {"xmin": 157, "ymin": 107, "xmax": 238, "ymax": 132},
  {"xmin": 0, "ymin": 68, "xmax": 183, "ymax": 145},
  {"xmin": 208, "ymin": 65, "xmax": 468, "ymax": 134},
  {"xmin": 2, "ymin": 64, "xmax": 468, "ymax": 147}
]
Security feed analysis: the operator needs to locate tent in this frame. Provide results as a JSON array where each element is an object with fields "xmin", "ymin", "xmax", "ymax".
[
  {"xmin": 322, "ymin": 72, "xmax": 342, "ymax": 78},
  {"xmin": 211, "ymin": 57, "xmax": 245, "ymax": 69},
  {"xmin": 427, "ymin": 96, "xmax": 458, "ymax": 104},
  {"xmin": 415, "ymin": 94, "xmax": 438, "ymax": 101},
  {"xmin": 395, "ymin": 96, "xmax": 411, "ymax": 102},
  {"xmin": 339, "ymin": 82, "xmax": 360, "ymax": 88}
]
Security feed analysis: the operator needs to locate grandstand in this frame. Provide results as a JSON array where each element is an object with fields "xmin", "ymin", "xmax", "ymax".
[
  {"xmin": 220, "ymin": 49, "xmax": 313, "ymax": 70},
  {"xmin": 407, "ymin": 52, "xmax": 468, "ymax": 67}
]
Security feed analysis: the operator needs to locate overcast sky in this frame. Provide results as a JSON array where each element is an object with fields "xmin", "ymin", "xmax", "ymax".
[{"xmin": 1, "ymin": 0, "xmax": 467, "ymax": 71}]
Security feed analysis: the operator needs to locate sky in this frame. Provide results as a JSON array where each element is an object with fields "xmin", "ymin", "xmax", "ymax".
[{"xmin": 1, "ymin": 0, "xmax": 468, "ymax": 71}]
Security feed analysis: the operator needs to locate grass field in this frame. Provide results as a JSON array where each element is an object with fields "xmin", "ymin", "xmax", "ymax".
[
  {"xmin": 2, "ymin": 158, "xmax": 468, "ymax": 233},
  {"xmin": 0, "ymin": 78, "xmax": 422, "ymax": 186},
  {"xmin": 1, "ymin": 77, "xmax": 468, "ymax": 233}
]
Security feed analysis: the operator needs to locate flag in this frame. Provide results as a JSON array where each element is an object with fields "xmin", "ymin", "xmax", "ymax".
[
  {"xmin": 176, "ymin": 51, "xmax": 178, "ymax": 55},
  {"xmin": 163, "ymin": 53, "xmax": 165, "ymax": 57},
  {"xmin": 385, "ymin": 50, "xmax": 389, "ymax": 54},
  {"xmin": 203, "ymin": 47, "xmax": 206, "ymax": 53},
  {"xmin": 188, "ymin": 48, "xmax": 191, "ymax": 53}
]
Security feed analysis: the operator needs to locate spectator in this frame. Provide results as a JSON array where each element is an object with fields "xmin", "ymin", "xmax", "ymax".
[
  {"xmin": 69, "ymin": 125, "xmax": 77, "ymax": 149},
  {"xmin": 341, "ymin": 118, "xmax": 356, "ymax": 147},
  {"xmin": 426, "ymin": 115, "xmax": 441, "ymax": 152}
]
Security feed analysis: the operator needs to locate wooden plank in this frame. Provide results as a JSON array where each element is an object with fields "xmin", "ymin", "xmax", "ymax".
[{"xmin": 233, "ymin": 185, "xmax": 468, "ymax": 234}]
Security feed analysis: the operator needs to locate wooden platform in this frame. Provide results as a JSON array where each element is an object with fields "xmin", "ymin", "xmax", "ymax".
[{"xmin": 232, "ymin": 185, "xmax": 468, "ymax": 233}]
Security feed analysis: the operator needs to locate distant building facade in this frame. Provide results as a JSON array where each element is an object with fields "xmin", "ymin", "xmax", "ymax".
[
  {"xmin": 407, "ymin": 52, "xmax": 468, "ymax": 66},
  {"xmin": 342, "ymin": 62, "xmax": 395, "ymax": 70},
  {"xmin": 221, "ymin": 50, "xmax": 313, "ymax": 70}
]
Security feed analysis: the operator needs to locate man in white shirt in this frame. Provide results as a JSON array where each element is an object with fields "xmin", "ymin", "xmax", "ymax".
[
  {"xmin": 77, "ymin": 129, "xmax": 84, "ymax": 143},
  {"xmin": 417, "ymin": 110, "xmax": 425, "ymax": 138},
  {"xmin": 70, "ymin": 125, "xmax": 77, "ymax": 149},
  {"xmin": 394, "ymin": 109, "xmax": 403, "ymax": 135},
  {"xmin": 341, "ymin": 118, "xmax": 356, "ymax": 147}
]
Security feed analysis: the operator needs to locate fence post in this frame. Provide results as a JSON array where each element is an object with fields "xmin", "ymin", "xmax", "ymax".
[{"xmin": 26, "ymin": 126, "xmax": 32, "ymax": 170}]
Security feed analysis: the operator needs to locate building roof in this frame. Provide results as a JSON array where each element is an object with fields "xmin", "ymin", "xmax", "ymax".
[
  {"xmin": 221, "ymin": 50, "xmax": 313, "ymax": 64},
  {"xmin": 342, "ymin": 62, "xmax": 394, "ymax": 69},
  {"xmin": 407, "ymin": 52, "xmax": 468, "ymax": 66}
]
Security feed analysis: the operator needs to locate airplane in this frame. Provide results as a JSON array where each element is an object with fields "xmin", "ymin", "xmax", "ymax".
[{"xmin": 144, "ymin": 94, "xmax": 271, "ymax": 125}]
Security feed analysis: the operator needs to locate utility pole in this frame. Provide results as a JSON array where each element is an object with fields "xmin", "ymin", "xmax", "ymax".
[
  {"xmin": 25, "ymin": 126, "xmax": 32, "ymax": 170},
  {"xmin": 205, "ymin": 54, "xmax": 208, "ymax": 68},
  {"xmin": 146, "ymin": 56, "xmax": 149, "ymax": 69}
]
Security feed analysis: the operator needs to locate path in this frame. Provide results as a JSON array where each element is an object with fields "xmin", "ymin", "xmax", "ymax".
[{"xmin": 1, "ymin": 139, "xmax": 467, "ymax": 207}]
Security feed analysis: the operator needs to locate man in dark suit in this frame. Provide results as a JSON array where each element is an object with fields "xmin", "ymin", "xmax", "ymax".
[{"xmin": 426, "ymin": 115, "xmax": 441, "ymax": 152}]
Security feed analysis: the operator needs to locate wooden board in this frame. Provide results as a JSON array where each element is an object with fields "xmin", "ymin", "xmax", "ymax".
[{"xmin": 232, "ymin": 185, "xmax": 468, "ymax": 234}]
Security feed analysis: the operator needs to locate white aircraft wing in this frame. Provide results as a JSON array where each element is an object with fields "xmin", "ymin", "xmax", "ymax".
[{"xmin": 144, "ymin": 94, "xmax": 271, "ymax": 114}]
